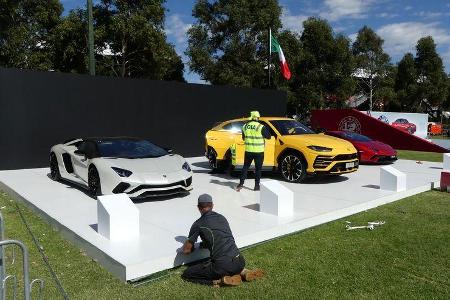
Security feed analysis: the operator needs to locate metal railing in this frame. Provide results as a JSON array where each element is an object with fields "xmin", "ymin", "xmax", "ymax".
[{"xmin": 0, "ymin": 213, "xmax": 44, "ymax": 300}]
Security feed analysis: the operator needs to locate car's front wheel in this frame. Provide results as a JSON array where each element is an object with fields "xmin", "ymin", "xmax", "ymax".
[
  {"xmin": 49, "ymin": 153, "xmax": 61, "ymax": 181},
  {"xmin": 279, "ymin": 153, "xmax": 307, "ymax": 183},
  {"xmin": 88, "ymin": 166, "xmax": 102, "ymax": 197}
]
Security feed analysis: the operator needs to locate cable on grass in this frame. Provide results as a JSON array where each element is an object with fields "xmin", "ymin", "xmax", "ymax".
[{"xmin": 14, "ymin": 202, "xmax": 70, "ymax": 300}]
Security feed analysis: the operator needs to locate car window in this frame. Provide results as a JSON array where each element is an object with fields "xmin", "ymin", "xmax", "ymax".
[
  {"xmin": 78, "ymin": 141, "xmax": 99, "ymax": 158},
  {"xmin": 95, "ymin": 139, "xmax": 168, "ymax": 159},
  {"xmin": 260, "ymin": 121, "xmax": 277, "ymax": 137},
  {"xmin": 269, "ymin": 120, "xmax": 315, "ymax": 135},
  {"xmin": 339, "ymin": 131, "xmax": 372, "ymax": 142},
  {"xmin": 222, "ymin": 121, "xmax": 246, "ymax": 133}
]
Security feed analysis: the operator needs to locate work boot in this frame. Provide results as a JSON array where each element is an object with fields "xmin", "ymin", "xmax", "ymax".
[
  {"xmin": 213, "ymin": 275, "xmax": 242, "ymax": 287},
  {"xmin": 254, "ymin": 185, "xmax": 260, "ymax": 191},
  {"xmin": 236, "ymin": 184, "xmax": 243, "ymax": 192},
  {"xmin": 240, "ymin": 269, "xmax": 265, "ymax": 282}
]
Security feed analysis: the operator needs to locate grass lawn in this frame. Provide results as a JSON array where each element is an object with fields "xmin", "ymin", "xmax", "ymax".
[
  {"xmin": 397, "ymin": 150, "xmax": 444, "ymax": 162},
  {"xmin": 1, "ymin": 188, "xmax": 449, "ymax": 299}
]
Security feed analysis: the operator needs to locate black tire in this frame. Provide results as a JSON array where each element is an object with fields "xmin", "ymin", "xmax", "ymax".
[
  {"xmin": 88, "ymin": 166, "xmax": 102, "ymax": 196},
  {"xmin": 49, "ymin": 153, "xmax": 61, "ymax": 181},
  {"xmin": 279, "ymin": 152, "xmax": 307, "ymax": 183},
  {"xmin": 207, "ymin": 148, "xmax": 229, "ymax": 172}
]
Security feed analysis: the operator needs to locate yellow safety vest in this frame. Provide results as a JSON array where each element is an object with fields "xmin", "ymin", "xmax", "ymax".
[
  {"xmin": 242, "ymin": 121, "xmax": 265, "ymax": 153},
  {"xmin": 230, "ymin": 143, "xmax": 237, "ymax": 166}
]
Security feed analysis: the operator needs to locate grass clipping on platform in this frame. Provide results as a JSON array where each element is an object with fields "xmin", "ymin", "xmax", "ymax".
[{"xmin": 0, "ymin": 188, "xmax": 449, "ymax": 299}]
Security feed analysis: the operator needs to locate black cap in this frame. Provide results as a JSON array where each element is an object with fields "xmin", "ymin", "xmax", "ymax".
[{"xmin": 198, "ymin": 193, "xmax": 213, "ymax": 204}]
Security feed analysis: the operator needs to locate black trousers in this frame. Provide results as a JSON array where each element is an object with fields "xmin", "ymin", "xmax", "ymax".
[
  {"xmin": 240, "ymin": 152, "xmax": 264, "ymax": 187},
  {"xmin": 182, "ymin": 255, "xmax": 245, "ymax": 285}
]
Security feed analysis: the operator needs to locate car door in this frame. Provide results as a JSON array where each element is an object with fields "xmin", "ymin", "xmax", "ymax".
[
  {"xmin": 72, "ymin": 141, "xmax": 92, "ymax": 183},
  {"xmin": 259, "ymin": 121, "xmax": 277, "ymax": 167}
]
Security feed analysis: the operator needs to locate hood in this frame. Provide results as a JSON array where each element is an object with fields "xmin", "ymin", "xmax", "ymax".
[
  {"xmin": 102, "ymin": 154, "xmax": 185, "ymax": 174},
  {"xmin": 280, "ymin": 134, "xmax": 356, "ymax": 153},
  {"xmin": 356, "ymin": 141, "xmax": 396, "ymax": 154}
]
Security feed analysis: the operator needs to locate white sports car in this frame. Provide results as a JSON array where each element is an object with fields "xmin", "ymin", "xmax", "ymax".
[{"xmin": 50, "ymin": 137, "xmax": 193, "ymax": 198}]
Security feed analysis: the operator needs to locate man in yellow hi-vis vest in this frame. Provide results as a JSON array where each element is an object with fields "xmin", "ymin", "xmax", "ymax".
[{"xmin": 236, "ymin": 111, "xmax": 271, "ymax": 191}]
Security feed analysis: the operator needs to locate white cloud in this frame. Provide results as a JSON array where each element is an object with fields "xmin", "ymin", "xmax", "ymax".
[
  {"xmin": 281, "ymin": 8, "xmax": 308, "ymax": 34},
  {"xmin": 376, "ymin": 22, "xmax": 450, "ymax": 55},
  {"xmin": 414, "ymin": 11, "xmax": 450, "ymax": 18},
  {"xmin": 320, "ymin": 0, "xmax": 374, "ymax": 21},
  {"xmin": 376, "ymin": 12, "xmax": 398, "ymax": 18},
  {"xmin": 405, "ymin": 6, "xmax": 413, "ymax": 11},
  {"xmin": 165, "ymin": 14, "xmax": 192, "ymax": 44}
]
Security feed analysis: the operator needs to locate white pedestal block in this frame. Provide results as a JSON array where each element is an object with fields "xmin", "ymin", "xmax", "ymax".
[
  {"xmin": 380, "ymin": 166, "xmax": 406, "ymax": 192},
  {"xmin": 259, "ymin": 180, "xmax": 294, "ymax": 217},
  {"xmin": 443, "ymin": 153, "xmax": 450, "ymax": 171},
  {"xmin": 97, "ymin": 194, "xmax": 140, "ymax": 241}
]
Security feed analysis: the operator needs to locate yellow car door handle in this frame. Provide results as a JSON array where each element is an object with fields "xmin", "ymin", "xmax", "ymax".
[{"xmin": 209, "ymin": 138, "xmax": 217, "ymax": 141}]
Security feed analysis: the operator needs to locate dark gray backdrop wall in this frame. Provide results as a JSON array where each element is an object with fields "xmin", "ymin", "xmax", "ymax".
[{"xmin": 0, "ymin": 68, "xmax": 286, "ymax": 170}]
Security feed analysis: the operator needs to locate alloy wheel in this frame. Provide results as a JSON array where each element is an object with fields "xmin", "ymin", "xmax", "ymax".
[
  {"xmin": 50, "ymin": 154, "xmax": 61, "ymax": 180},
  {"xmin": 88, "ymin": 168, "xmax": 101, "ymax": 196},
  {"xmin": 281, "ymin": 154, "xmax": 304, "ymax": 182}
]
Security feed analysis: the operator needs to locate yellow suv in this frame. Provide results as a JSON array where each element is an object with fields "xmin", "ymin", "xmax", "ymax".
[{"xmin": 205, "ymin": 117, "xmax": 359, "ymax": 182}]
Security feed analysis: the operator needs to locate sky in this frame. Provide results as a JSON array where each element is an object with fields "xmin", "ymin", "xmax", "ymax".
[{"xmin": 62, "ymin": 0, "xmax": 450, "ymax": 83}]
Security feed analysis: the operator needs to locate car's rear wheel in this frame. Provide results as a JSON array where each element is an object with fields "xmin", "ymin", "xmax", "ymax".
[
  {"xmin": 88, "ymin": 167, "xmax": 102, "ymax": 197},
  {"xmin": 49, "ymin": 153, "xmax": 61, "ymax": 181},
  {"xmin": 279, "ymin": 153, "xmax": 307, "ymax": 183}
]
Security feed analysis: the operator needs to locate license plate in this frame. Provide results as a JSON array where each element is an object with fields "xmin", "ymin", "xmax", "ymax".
[{"xmin": 346, "ymin": 162, "xmax": 355, "ymax": 168}]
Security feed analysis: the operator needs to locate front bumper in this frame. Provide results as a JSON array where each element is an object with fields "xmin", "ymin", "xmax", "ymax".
[
  {"xmin": 370, "ymin": 155, "xmax": 397, "ymax": 164},
  {"xmin": 310, "ymin": 153, "xmax": 359, "ymax": 175},
  {"xmin": 111, "ymin": 176, "xmax": 193, "ymax": 198}
]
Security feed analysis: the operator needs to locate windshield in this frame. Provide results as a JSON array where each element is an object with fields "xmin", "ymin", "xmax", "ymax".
[
  {"xmin": 269, "ymin": 120, "xmax": 315, "ymax": 135},
  {"xmin": 338, "ymin": 131, "xmax": 372, "ymax": 142},
  {"xmin": 96, "ymin": 139, "xmax": 168, "ymax": 158}
]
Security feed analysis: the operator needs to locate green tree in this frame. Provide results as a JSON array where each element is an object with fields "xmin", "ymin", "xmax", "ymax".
[
  {"xmin": 51, "ymin": 9, "xmax": 88, "ymax": 73},
  {"xmin": 414, "ymin": 36, "xmax": 447, "ymax": 113},
  {"xmin": 186, "ymin": 0, "xmax": 282, "ymax": 87},
  {"xmin": 395, "ymin": 53, "xmax": 417, "ymax": 111},
  {"xmin": 94, "ymin": 0, "xmax": 184, "ymax": 81},
  {"xmin": 290, "ymin": 18, "xmax": 355, "ymax": 118},
  {"xmin": 352, "ymin": 26, "xmax": 391, "ymax": 111},
  {"xmin": 0, "ymin": 0, "xmax": 63, "ymax": 70}
]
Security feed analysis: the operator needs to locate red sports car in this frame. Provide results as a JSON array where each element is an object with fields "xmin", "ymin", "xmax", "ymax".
[
  {"xmin": 326, "ymin": 131, "xmax": 397, "ymax": 164},
  {"xmin": 391, "ymin": 118, "xmax": 416, "ymax": 134}
]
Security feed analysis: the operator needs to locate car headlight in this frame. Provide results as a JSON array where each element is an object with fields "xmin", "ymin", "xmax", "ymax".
[
  {"xmin": 111, "ymin": 167, "xmax": 133, "ymax": 177},
  {"xmin": 307, "ymin": 145, "xmax": 332, "ymax": 152},
  {"xmin": 182, "ymin": 162, "xmax": 191, "ymax": 172}
]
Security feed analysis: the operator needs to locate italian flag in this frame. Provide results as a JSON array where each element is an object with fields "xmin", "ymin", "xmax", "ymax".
[{"xmin": 270, "ymin": 29, "xmax": 291, "ymax": 80}]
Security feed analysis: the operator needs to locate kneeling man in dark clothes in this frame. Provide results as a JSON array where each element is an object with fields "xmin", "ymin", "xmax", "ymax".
[{"xmin": 181, "ymin": 194, "xmax": 264, "ymax": 287}]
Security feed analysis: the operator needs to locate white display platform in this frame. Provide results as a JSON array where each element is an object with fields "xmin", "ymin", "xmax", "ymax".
[
  {"xmin": 443, "ymin": 153, "xmax": 450, "ymax": 171},
  {"xmin": 0, "ymin": 158, "xmax": 442, "ymax": 281},
  {"xmin": 380, "ymin": 166, "xmax": 406, "ymax": 192},
  {"xmin": 97, "ymin": 194, "xmax": 140, "ymax": 241},
  {"xmin": 260, "ymin": 180, "xmax": 294, "ymax": 217}
]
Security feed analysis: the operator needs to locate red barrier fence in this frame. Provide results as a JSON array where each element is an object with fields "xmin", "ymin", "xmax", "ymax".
[{"xmin": 311, "ymin": 109, "xmax": 448, "ymax": 153}]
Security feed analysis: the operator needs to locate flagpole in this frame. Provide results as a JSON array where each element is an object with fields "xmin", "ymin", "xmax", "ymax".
[{"xmin": 268, "ymin": 28, "xmax": 271, "ymax": 88}]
